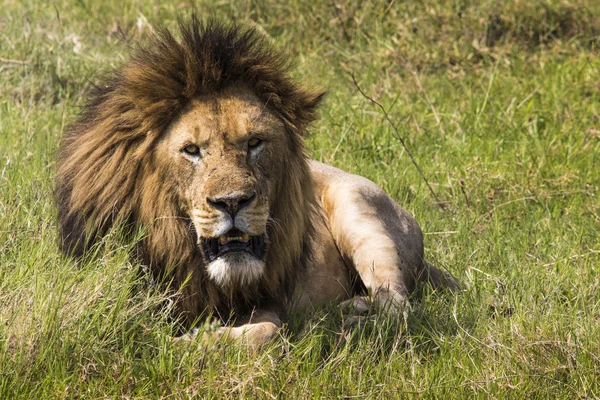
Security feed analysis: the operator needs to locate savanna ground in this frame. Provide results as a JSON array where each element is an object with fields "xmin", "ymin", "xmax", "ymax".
[{"xmin": 1, "ymin": 0, "xmax": 599, "ymax": 398}]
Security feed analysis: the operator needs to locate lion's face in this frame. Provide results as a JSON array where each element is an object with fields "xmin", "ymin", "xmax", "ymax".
[{"xmin": 157, "ymin": 87, "xmax": 288, "ymax": 287}]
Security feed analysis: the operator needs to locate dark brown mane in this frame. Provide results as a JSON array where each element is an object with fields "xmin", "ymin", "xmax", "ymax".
[{"xmin": 55, "ymin": 17, "xmax": 324, "ymax": 327}]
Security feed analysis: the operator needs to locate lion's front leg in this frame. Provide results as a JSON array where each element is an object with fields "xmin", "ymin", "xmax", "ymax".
[
  {"xmin": 222, "ymin": 309, "xmax": 282, "ymax": 347},
  {"xmin": 315, "ymin": 164, "xmax": 425, "ymax": 318},
  {"xmin": 177, "ymin": 309, "xmax": 282, "ymax": 349}
]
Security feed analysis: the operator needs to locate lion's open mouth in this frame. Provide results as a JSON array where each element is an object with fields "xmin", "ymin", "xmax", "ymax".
[{"xmin": 201, "ymin": 228, "xmax": 266, "ymax": 262}]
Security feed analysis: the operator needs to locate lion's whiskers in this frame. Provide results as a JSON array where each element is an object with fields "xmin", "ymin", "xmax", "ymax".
[{"xmin": 266, "ymin": 216, "xmax": 284, "ymax": 232}]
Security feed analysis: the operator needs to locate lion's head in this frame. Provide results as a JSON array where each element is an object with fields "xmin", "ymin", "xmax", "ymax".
[
  {"xmin": 55, "ymin": 18, "xmax": 324, "ymax": 325},
  {"xmin": 158, "ymin": 87, "xmax": 301, "ymax": 287}
]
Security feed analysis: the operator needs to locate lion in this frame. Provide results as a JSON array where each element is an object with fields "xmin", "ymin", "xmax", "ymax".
[{"xmin": 55, "ymin": 17, "xmax": 457, "ymax": 347}]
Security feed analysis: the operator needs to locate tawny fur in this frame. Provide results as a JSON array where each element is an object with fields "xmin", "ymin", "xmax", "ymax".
[
  {"xmin": 55, "ymin": 18, "xmax": 323, "ymax": 327},
  {"xmin": 56, "ymin": 17, "xmax": 456, "ymax": 345}
]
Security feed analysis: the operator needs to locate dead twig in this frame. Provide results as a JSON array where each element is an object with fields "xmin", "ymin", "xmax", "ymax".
[{"xmin": 350, "ymin": 72, "xmax": 445, "ymax": 210}]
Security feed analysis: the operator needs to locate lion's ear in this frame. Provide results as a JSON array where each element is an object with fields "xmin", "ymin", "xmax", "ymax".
[{"xmin": 288, "ymin": 89, "xmax": 327, "ymax": 135}]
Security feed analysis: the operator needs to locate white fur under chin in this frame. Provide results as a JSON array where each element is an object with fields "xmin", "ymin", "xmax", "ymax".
[{"xmin": 207, "ymin": 253, "xmax": 265, "ymax": 287}]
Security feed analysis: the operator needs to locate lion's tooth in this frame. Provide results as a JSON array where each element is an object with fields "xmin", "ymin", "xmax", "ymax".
[
  {"xmin": 218, "ymin": 236, "xmax": 227, "ymax": 245},
  {"xmin": 241, "ymin": 232, "xmax": 250, "ymax": 242}
]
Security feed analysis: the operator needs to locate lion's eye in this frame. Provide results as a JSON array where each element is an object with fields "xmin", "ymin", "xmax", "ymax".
[
  {"xmin": 182, "ymin": 144, "xmax": 200, "ymax": 156},
  {"xmin": 248, "ymin": 138, "xmax": 263, "ymax": 148}
]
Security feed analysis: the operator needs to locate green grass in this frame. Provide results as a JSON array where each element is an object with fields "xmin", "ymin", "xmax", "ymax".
[{"xmin": 1, "ymin": 0, "xmax": 599, "ymax": 397}]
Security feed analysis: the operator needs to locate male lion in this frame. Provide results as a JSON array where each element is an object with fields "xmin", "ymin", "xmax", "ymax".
[{"xmin": 55, "ymin": 18, "xmax": 456, "ymax": 346}]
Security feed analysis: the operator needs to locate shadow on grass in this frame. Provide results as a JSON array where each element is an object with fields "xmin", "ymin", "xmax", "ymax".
[{"xmin": 282, "ymin": 285, "xmax": 487, "ymax": 365}]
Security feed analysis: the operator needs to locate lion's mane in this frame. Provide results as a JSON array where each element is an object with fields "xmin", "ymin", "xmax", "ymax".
[{"xmin": 55, "ymin": 17, "xmax": 324, "ymax": 325}]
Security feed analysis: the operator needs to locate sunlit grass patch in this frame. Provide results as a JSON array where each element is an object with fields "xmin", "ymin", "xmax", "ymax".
[{"xmin": 1, "ymin": 0, "xmax": 599, "ymax": 397}]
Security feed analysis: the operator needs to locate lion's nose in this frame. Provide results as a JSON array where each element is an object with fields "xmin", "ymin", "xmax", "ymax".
[{"xmin": 207, "ymin": 192, "xmax": 256, "ymax": 217}]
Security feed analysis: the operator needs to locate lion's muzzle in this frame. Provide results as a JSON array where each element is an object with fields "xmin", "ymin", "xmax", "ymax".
[
  {"xmin": 201, "ymin": 228, "xmax": 268, "ymax": 287},
  {"xmin": 206, "ymin": 191, "xmax": 256, "ymax": 218},
  {"xmin": 201, "ymin": 228, "xmax": 266, "ymax": 262}
]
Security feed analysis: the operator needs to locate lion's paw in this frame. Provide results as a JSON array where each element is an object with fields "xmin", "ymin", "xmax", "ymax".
[
  {"xmin": 341, "ymin": 315, "xmax": 372, "ymax": 331},
  {"xmin": 338, "ymin": 296, "xmax": 371, "ymax": 316}
]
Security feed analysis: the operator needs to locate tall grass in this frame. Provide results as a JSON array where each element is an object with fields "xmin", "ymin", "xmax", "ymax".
[{"xmin": 1, "ymin": 0, "xmax": 599, "ymax": 397}]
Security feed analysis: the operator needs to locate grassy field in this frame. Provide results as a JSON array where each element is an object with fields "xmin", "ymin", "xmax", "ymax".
[{"xmin": 1, "ymin": 0, "xmax": 599, "ymax": 397}]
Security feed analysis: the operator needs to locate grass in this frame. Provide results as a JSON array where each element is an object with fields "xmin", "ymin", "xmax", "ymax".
[{"xmin": 1, "ymin": 0, "xmax": 599, "ymax": 397}]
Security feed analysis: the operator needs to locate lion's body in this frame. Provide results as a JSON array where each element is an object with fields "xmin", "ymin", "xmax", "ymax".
[
  {"xmin": 55, "ymin": 18, "xmax": 454, "ymax": 346},
  {"xmin": 297, "ymin": 160, "xmax": 424, "ymax": 309}
]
